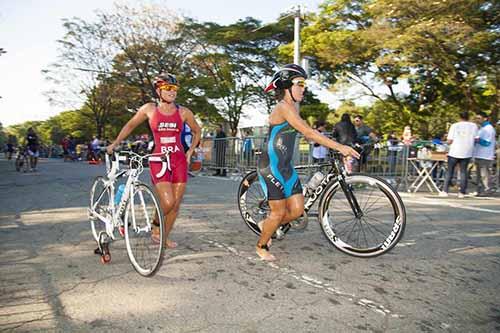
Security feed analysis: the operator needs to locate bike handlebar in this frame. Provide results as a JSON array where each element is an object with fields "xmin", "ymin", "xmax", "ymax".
[{"xmin": 105, "ymin": 150, "xmax": 171, "ymax": 177}]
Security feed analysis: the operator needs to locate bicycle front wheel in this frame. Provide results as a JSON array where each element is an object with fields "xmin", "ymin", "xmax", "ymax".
[
  {"xmin": 89, "ymin": 176, "xmax": 112, "ymax": 242},
  {"xmin": 318, "ymin": 174, "xmax": 406, "ymax": 257},
  {"xmin": 124, "ymin": 182, "xmax": 164, "ymax": 277}
]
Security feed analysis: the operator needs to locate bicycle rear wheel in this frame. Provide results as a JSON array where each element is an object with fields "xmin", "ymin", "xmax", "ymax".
[
  {"xmin": 124, "ymin": 182, "xmax": 164, "ymax": 277},
  {"xmin": 89, "ymin": 176, "xmax": 112, "ymax": 242},
  {"xmin": 318, "ymin": 174, "xmax": 406, "ymax": 257},
  {"xmin": 237, "ymin": 171, "xmax": 290, "ymax": 237}
]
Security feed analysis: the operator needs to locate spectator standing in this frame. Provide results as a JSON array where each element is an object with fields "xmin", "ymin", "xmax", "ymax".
[
  {"xmin": 387, "ymin": 132, "xmax": 400, "ymax": 174},
  {"xmin": 26, "ymin": 127, "xmax": 40, "ymax": 171},
  {"xmin": 402, "ymin": 126, "xmax": 413, "ymax": 145},
  {"xmin": 353, "ymin": 115, "xmax": 378, "ymax": 171},
  {"xmin": 6, "ymin": 135, "xmax": 16, "ymax": 160},
  {"xmin": 91, "ymin": 136, "xmax": 100, "ymax": 157},
  {"xmin": 440, "ymin": 111, "xmax": 478, "ymax": 198},
  {"xmin": 312, "ymin": 121, "xmax": 329, "ymax": 163},
  {"xmin": 213, "ymin": 124, "xmax": 227, "ymax": 176},
  {"xmin": 61, "ymin": 136, "xmax": 70, "ymax": 161},
  {"xmin": 242, "ymin": 129, "xmax": 254, "ymax": 166},
  {"xmin": 472, "ymin": 112, "xmax": 497, "ymax": 196},
  {"xmin": 68, "ymin": 136, "xmax": 77, "ymax": 161},
  {"xmin": 333, "ymin": 113, "xmax": 358, "ymax": 173}
]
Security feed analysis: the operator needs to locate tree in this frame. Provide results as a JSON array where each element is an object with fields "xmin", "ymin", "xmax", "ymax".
[
  {"xmin": 0, "ymin": 122, "xmax": 7, "ymax": 148},
  {"xmin": 298, "ymin": 0, "xmax": 499, "ymax": 137}
]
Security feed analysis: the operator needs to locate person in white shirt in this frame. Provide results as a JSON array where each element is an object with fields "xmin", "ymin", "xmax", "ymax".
[
  {"xmin": 440, "ymin": 111, "xmax": 478, "ymax": 198},
  {"xmin": 473, "ymin": 112, "xmax": 497, "ymax": 196},
  {"xmin": 312, "ymin": 122, "xmax": 329, "ymax": 163}
]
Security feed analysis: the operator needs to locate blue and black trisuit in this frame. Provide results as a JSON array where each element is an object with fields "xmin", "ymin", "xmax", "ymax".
[{"xmin": 258, "ymin": 121, "xmax": 302, "ymax": 200}]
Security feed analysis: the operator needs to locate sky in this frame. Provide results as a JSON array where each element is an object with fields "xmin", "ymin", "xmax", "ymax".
[
  {"xmin": 0, "ymin": 0, "xmax": 407, "ymax": 131},
  {"xmin": 0, "ymin": 0, "xmax": 331, "ymax": 127}
]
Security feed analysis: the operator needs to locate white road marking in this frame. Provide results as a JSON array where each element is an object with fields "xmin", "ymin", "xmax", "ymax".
[
  {"xmin": 402, "ymin": 197, "xmax": 500, "ymax": 213},
  {"xmin": 200, "ymin": 236, "xmax": 400, "ymax": 318}
]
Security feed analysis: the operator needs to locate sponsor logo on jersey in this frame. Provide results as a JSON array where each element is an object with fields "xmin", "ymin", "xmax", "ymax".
[
  {"xmin": 276, "ymin": 137, "xmax": 288, "ymax": 154},
  {"xmin": 158, "ymin": 122, "xmax": 179, "ymax": 132},
  {"xmin": 267, "ymin": 174, "xmax": 284, "ymax": 191},
  {"xmin": 160, "ymin": 137, "xmax": 176, "ymax": 144}
]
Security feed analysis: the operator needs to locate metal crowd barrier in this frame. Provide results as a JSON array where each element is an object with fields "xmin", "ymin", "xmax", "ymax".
[
  {"xmin": 198, "ymin": 135, "xmax": 410, "ymax": 187},
  {"xmin": 197, "ymin": 135, "xmax": 499, "ymax": 193}
]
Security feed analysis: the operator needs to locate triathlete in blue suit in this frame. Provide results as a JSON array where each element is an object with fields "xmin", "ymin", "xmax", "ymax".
[
  {"xmin": 256, "ymin": 64, "xmax": 360, "ymax": 261},
  {"xmin": 258, "ymin": 121, "xmax": 302, "ymax": 200}
]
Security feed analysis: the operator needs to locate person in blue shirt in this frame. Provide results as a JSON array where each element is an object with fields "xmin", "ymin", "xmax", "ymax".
[
  {"xmin": 242, "ymin": 129, "xmax": 254, "ymax": 166},
  {"xmin": 473, "ymin": 112, "xmax": 497, "ymax": 196}
]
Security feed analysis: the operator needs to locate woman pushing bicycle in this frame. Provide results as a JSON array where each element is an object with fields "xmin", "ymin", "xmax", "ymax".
[
  {"xmin": 107, "ymin": 73, "xmax": 201, "ymax": 249},
  {"xmin": 256, "ymin": 64, "xmax": 360, "ymax": 261}
]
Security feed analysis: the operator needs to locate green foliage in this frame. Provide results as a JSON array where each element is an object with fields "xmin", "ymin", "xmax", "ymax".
[
  {"xmin": 298, "ymin": 0, "xmax": 499, "ymax": 138},
  {"xmin": 300, "ymin": 90, "xmax": 335, "ymax": 126},
  {"xmin": 0, "ymin": 122, "xmax": 7, "ymax": 148}
]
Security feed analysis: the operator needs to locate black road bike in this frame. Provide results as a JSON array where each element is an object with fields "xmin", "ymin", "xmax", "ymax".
[
  {"xmin": 237, "ymin": 152, "xmax": 406, "ymax": 258},
  {"xmin": 15, "ymin": 147, "xmax": 29, "ymax": 173}
]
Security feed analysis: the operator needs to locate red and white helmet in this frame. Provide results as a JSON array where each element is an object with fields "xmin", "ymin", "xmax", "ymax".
[{"xmin": 264, "ymin": 64, "xmax": 308, "ymax": 93}]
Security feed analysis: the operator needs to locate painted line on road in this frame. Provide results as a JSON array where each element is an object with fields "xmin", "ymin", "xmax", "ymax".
[
  {"xmin": 199, "ymin": 236, "xmax": 401, "ymax": 318},
  {"xmin": 401, "ymin": 197, "xmax": 500, "ymax": 214}
]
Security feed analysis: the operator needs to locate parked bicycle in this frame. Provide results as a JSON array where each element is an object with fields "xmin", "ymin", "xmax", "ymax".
[
  {"xmin": 88, "ymin": 150, "xmax": 170, "ymax": 277},
  {"xmin": 238, "ymin": 151, "xmax": 406, "ymax": 258},
  {"xmin": 15, "ymin": 146, "xmax": 29, "ymax": 173}
]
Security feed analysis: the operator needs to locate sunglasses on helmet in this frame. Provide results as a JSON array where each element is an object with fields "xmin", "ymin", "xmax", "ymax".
[
  {"xmin": 157, "ymin": 83, "xmax": 179, "ymax": 92},
  {"xmin": 292, "ymin": 79, "xmax": 307, "ymax": 88}
]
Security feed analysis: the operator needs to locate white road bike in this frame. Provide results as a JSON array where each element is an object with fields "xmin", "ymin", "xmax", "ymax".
[{"xmin": 88, "ymin": 150, "xmax": 170, "ymax": 277}]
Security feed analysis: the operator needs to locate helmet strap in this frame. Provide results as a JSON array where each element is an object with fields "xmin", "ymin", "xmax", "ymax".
[{"xmin": 288, "ymin": 87, "xmax": 298, "ymax": 103}]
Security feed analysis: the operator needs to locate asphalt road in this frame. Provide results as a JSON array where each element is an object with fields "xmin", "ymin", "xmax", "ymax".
[{"xmin": 0, "ymin": 158, "xmax": 499, "ymax": 332}]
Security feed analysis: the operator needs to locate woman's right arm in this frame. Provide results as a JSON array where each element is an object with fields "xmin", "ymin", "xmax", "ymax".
[
  {"xmin": 281, "ymin": 106, "xmax": 360, "ymax": 159},
  {"xmin": 107, "ymin": 104, "xmax": 150, "ymax": 154}
]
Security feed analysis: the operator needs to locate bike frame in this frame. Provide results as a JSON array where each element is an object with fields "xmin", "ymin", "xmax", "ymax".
[
  {"xmin": 299, "ymin": 155, "xmax": 362, "ymax": 218},
  {"xmin": 90, "ymin": 151, "xmax": 169, "ymax": 241}
]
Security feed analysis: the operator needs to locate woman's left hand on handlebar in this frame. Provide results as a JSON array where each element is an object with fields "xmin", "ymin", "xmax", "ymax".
[
  {"xmin": 106, "ymin": 144, "xmax": 116, "ymax": 155},
  {"xmin": 338, "ymin": 144, "xmax": 361, "ymax": 159}
]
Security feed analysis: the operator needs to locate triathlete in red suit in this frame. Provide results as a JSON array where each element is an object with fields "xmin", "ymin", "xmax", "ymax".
[
  {"xmin": 107, "ymin": 73, "xmax": 201, "ymax": 249},
  {"xmin": 149, "ymin": 105, "xmax": 188, "ymax": 184}
]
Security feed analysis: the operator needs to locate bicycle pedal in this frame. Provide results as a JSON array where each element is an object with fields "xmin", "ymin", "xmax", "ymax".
[{"xmin": 275, "ymin": 229, "xmax": 286, "ymax": 240}]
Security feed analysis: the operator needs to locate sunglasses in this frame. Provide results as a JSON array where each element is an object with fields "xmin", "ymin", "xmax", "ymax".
[
  {"xmin": 292, "ymin": 79, "xmax": 307, "ymax": 88},
  {"xmin": 158, "ymin": 84, "xmax": 179, "ymax": 92}
]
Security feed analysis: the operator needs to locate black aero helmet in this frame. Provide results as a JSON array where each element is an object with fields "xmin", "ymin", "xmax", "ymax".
[
  {"xmin": 153, "ymin": 72, "xmax": 178, "ymax": 89},
  {"xmin": 264, "ymin": 64, "xmax": 307, "ymax": 93}
]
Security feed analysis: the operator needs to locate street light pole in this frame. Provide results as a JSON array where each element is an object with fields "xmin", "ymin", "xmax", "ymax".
[{"xmin": 293, "ymin": 5, "xmax": 301, "ymax": 65}]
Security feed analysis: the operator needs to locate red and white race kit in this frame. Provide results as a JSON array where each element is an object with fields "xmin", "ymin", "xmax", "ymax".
[{"xmin": 148, "ymin": 105, "xmax": 187, "ymax": 184}]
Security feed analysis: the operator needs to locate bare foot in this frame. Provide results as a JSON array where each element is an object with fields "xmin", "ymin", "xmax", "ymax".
[
  {"xmin": 165, "ymin": 239, "xmax": 178, "ymax": 249},
  {"xmin": 151, "ymin": 232, "xmax": 177, "ymax": 249},
  {"xmin": 256, "ymin": 247, "xmax": 276, "ymax": 261}
]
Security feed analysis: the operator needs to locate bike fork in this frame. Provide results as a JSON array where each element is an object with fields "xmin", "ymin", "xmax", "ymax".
[{"xmin": 339, "ymin": 179, "xmax": 364, "ymax": 218}]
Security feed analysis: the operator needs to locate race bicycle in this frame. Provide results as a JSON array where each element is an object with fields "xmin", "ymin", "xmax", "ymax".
[
  {"xmin": 15, "ymin": 146, "xmax": 29, "ymax": 173},
  {"xmin": 88, "ymin": 150, "xmax": 170, "ymax": 277},
  {"xmin": 237, "ymin": 152, "xmax": 406, "ymax": 258}
]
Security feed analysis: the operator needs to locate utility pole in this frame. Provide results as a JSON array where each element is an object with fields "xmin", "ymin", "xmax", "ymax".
[{"xmin": 293, "ymin": 5, "xmax": 301, "ymax": 65}]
